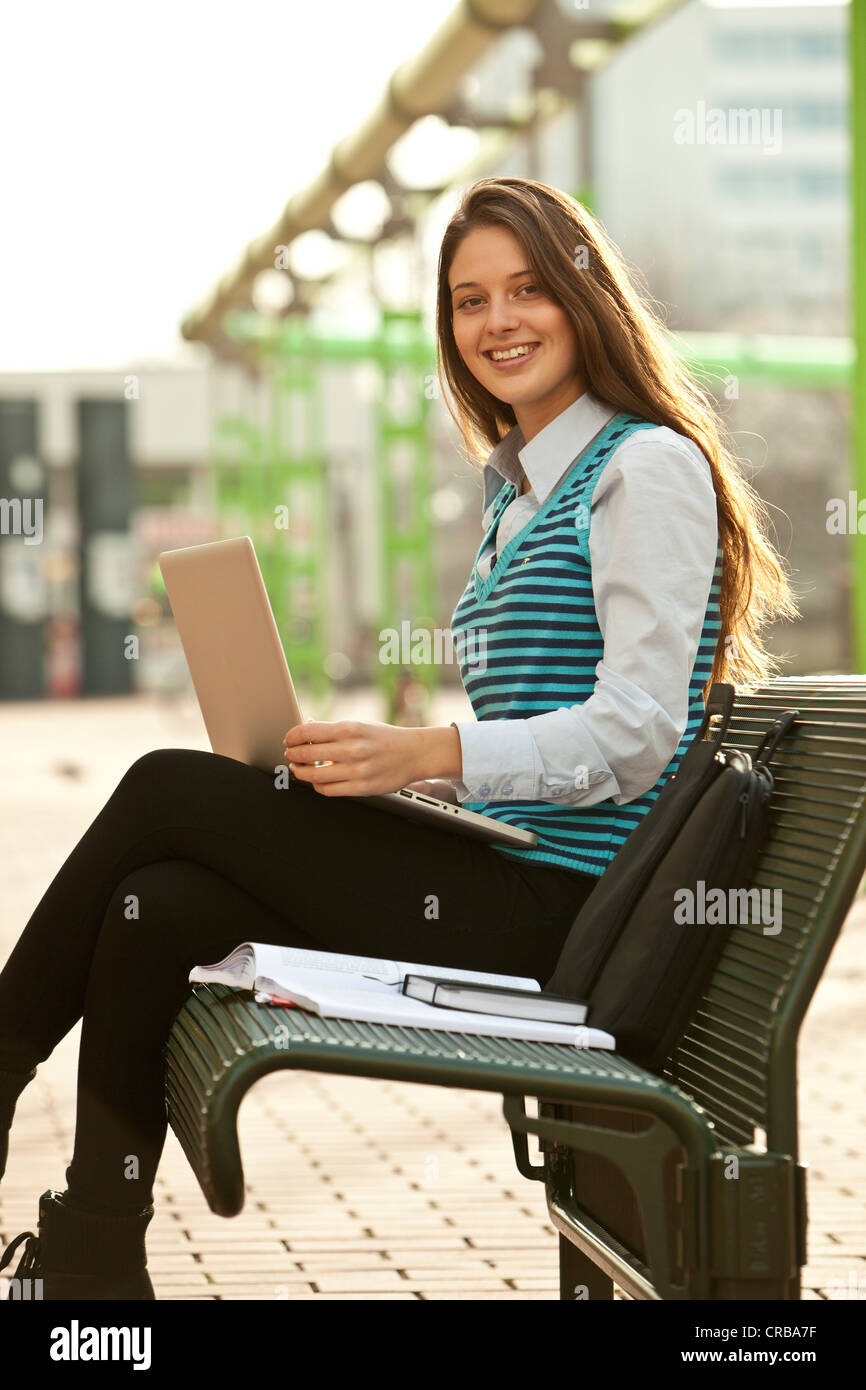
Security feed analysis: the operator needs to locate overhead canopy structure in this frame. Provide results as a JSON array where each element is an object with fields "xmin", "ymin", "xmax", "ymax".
[
  {"xmin": 181, "ymin": 0, "xmax": 544, "ymax": 353},
  {"xmin": 180, "ymin": 0, "xmax": 686, "ymax": 355}
]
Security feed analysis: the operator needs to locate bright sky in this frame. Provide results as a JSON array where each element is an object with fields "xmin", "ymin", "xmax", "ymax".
[{"xmin": 2, "ymin": 0, "xmax": 458, "ymax": 372}]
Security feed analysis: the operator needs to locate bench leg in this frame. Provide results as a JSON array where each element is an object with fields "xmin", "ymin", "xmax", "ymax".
[{"xmin": 559, "ymin": 1232, "xmax": 614, "ymax": 1301}]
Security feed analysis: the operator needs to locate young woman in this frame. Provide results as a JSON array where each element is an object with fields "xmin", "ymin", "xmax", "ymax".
[{"xmin": 0, "ymin": 176, "xmax": 797, "ymax": 1300}]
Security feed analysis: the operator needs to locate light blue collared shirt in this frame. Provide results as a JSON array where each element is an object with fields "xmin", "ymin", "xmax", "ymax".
[{"xmin": 448, "ymin": 391, "xmax": 719, "ymax": 807}]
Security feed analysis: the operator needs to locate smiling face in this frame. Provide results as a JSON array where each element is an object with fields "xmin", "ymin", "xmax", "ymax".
[{"xmin": 448, "ymin": 223, "xmax": 585, "ymax": 442}]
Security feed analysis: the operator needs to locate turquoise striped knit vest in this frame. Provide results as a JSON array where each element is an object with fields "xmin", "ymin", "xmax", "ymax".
[{"xmin": 450, "ymin": 411, "xmax": 723, "ymax": 877}]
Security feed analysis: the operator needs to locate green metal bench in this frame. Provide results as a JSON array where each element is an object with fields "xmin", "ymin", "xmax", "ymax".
[{"xmin": 164, "ymin": 676, "xmax": 866, "ymax": 1300}]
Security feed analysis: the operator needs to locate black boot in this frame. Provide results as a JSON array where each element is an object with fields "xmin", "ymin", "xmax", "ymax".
[
  {"xmin": 0, "ymin": 1066, "xmax": 36, "ymax": 1182},
  {"xmin": 0, "ymin": 1189, "xmax": 156, "ymax": 1300}
]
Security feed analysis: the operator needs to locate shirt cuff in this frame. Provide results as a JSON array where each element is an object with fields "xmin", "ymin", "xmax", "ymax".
[
  {"xmin": 525, "ymin": 704, "xmax": 625, "ymax": 806},
  {"xmin": 447, "ymin": 719, "xmax": 540, "ymax": 802}
]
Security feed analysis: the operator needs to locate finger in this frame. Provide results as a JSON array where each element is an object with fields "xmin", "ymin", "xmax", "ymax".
[
  {"xmin": 283, "ymin": 741, "xmax": 341, "ymax": 764},
  {"xmin": 289, "ymin": 756, "xmax": 333, "ymax": 778},
  {"xmin": 287, "ymin": 762, "xmax": 328, "ymax": 784},
  {"xmin": 287, "ymin": 720, "xmax": 334, "ymax": 743},
  {"xmin": 288, "ymin": 761, "xmax": 353, "ymax": 787},
  {"xmin": 283, "ymin": 724, "xmax": 314, "ymax": 746},
  {"xmin": 283, "ymin": 722, "xmax": 347, "ymax": 754},
  {"xmin": 310, "ymin": 779, "xmax": 367, "ymax": 796}
]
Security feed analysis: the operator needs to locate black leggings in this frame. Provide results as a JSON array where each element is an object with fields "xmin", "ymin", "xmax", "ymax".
[{"xmin": 0, "ymin": 749, "xmax": 597, "ymax": 1214}]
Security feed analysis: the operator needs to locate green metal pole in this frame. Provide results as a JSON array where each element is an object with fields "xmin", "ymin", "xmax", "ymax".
[
  {"xmin": 852, "ymin": 0, "xmax": 866, "ymax": 672},
  {"xmin": 373, "ymin": 307, "xmax": 437, "ymax": 724},
  {"xmin": 218, "ymin": 310, "xmax": 438, "ymax": 721}
]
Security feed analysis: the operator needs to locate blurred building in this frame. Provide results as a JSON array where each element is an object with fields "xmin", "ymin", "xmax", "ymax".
[{"xmin": 592, "ymin": 1, "xmax": 848, "ymax": 332}]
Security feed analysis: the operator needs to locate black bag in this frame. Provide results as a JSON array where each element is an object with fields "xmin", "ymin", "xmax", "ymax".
[{"xmin": 544, "ymin": 683, "xmax": 800, "ymax": 1072}]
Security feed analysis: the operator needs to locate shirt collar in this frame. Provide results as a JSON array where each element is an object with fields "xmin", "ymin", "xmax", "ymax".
[{"xmin": 481, "ymin": 391, "xmax": 617, "ymax": 521}]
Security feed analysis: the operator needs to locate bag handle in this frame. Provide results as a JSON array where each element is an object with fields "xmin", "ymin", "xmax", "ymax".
[{"xmin": 753, "ymin": 708, "xmax": 800, "ymax": 767}]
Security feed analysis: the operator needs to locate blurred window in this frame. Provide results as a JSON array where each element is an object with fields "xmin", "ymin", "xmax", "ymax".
[
  {"xmin": 716, "ymin": 165, "xmax": 845, "ymax": 200},
  {"xmin": 713, "ymin": 30, "xmax": 843, "ymax": 64}
]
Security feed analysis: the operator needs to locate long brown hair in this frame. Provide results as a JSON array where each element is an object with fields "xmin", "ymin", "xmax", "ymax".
[{"xmin": 435, "ymin": 176, "xmax": 800, "ymax": 693}]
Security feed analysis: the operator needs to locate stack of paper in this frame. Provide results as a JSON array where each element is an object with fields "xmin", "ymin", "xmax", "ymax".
[{"xmin": 189, "ymin": 943, "xmax": 615, "ymax": 1050}]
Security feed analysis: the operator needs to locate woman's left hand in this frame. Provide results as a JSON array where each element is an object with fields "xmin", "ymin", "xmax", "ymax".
[{"xmin": 282, "ymin": 720, "xmax": 424, "ymax": 797}]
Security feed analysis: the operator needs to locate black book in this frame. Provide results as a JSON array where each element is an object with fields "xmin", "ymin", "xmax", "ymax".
[{"xmin": 402, "ymin": 975, "xmax": 587, "ymax": 1025}]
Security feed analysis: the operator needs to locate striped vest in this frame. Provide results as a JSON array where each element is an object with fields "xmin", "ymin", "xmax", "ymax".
[{"xmin": 450, "ymin": 411, "xmax": 723, "ymax": 877}]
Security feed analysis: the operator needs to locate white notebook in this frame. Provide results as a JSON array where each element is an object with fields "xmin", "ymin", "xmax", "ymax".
[{"xmin": 188, "ymin": 943, "xmax": 615, "ymax": 1050}]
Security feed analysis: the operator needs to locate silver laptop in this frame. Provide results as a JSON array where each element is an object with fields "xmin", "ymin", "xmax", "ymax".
[{"xmin": 158, "ymin": 536, "xmax": 538, "ymax": 850}]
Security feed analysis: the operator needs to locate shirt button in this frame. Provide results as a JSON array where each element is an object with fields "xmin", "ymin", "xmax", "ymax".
[
  {"xmin": 550, "ymin": 785, "xmax": 564, "ymax": 797},
  {"xmin": 502, "ymin": 783, "xmax": 513, "ymax": 796},
  {"xmin": 479, "ymin": 784, "xmax": 491, "ymax": 797}
]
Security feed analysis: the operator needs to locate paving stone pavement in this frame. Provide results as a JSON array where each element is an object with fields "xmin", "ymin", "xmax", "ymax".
[{"xmin": 1, "ymin": 693, "xmax": 864, "ymax": 1301}]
